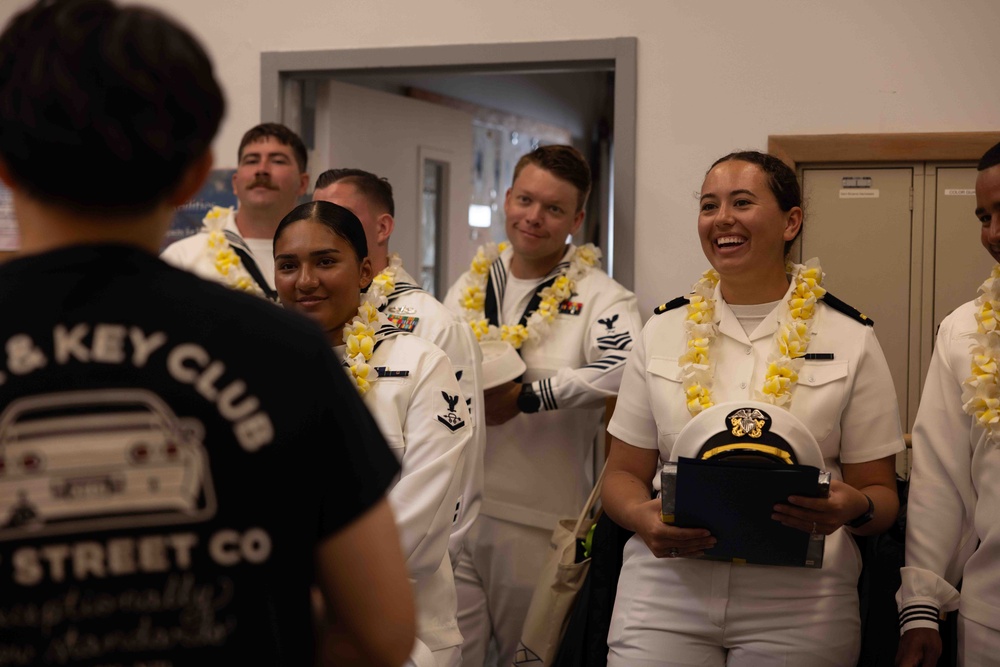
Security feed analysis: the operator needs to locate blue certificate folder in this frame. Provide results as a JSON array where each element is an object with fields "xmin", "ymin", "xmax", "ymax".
[{"xmin": 672, "ymin": 457, "xmax": 827, "ymax": 568}]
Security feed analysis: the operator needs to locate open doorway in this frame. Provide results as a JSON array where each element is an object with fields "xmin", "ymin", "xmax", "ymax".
[{"xmin": 260, "ymin": 38, "xmax": 636, "ymax": 293}]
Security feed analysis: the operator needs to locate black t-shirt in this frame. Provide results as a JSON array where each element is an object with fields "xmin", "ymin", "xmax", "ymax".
[{"xmin": 0, "ymin": 244, "xmax": 399, "ymax": 666}]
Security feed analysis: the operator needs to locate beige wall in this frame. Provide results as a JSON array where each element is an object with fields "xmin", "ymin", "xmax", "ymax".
[{"xmin": 4, "ymin": 0, "xmax": 999, "ymax": 315}]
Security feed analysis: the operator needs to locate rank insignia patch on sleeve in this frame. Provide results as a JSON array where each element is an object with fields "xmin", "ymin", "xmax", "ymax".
[
  {"xmin": 436, "ymin": 391, "xmax": 466, "ymax": 431},
  {"xmin": 386, "ymin": 314, "xmax": 419, "ymax": 332},
  {"xmin": 558, "ymin": 301, "xmax": 583, "ymax": 315}
]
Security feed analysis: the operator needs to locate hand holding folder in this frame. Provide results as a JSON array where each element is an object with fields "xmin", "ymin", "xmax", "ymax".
[{"xmin": 667, "ymin": 457, "xmax": 828, "ymax": 568}]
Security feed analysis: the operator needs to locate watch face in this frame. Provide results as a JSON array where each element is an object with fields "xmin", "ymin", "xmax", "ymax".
[{"xmin": 518, "ymin": 389, "xmax": 541, "ymax": 413}]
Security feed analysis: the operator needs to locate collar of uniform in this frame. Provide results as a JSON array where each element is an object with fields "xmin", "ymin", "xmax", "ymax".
[
  {"xmin": 333, "ymin": 310, "xmax": 405, "ymax": 351},
  {"xmin": 224, "ymin": 208, "xmax": 242, "ymax": 235},
  {"xmin": 393, "ymin": 264, "xmax": 419, "ymax": 287},
  {"xmin": 223, "ymin": 208, "xmax": 274, "ymax": 256},
  {"xmin": 333, "ymin": 311, "xmax": 404, "ymax": 364},
  {"xmin": 713, "ymin": 275, "xmax": 795, "ymax": 344},
  {"xmin": 219, "ymin": 208, "xmax": 252, "ymax": 255},
  {"xmin": 372, "ymin": 309, "xmax": 406, "ymax": 343},
  {"xmin": 492, "ymin": 244, "xmax": 577, "ymax": 326},
  {"xmin": 381, "ymin": 263, "xmax": 422, "ymax": 307},
  {"xmin": 496, "ymin": 243, "xmax": 576, "ymax": 285}
]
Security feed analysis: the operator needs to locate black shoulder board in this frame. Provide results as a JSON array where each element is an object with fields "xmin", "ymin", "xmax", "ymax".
[
  {"xmin": 653, "ymin": 295, "xmax": 689, "ymax": 316},
  {"xmin": 821, "ymin": 292, "xmax": 874, "ymax": 327}
]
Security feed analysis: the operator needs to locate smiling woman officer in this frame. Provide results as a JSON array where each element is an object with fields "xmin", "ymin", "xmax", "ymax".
[
  {"xmin": 272, "ymin": 201, "xmax": 471, "ymax": 667},
  {"xmin": 600, "ymin": 151, "xmax": 905, "ymax": 666}
]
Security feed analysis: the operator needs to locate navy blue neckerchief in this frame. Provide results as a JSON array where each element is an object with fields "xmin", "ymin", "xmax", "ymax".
[
  {"xmin": 223, "ymin": 229, "xmax": 278, "ymax": 302},
  {"xmin": 484, "ymin": 258, "xmax": 560, "ymax": 355}
]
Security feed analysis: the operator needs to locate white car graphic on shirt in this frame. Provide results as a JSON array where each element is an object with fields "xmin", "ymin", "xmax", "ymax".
[{"xmin": 0, "ymin": 389, "xmax": 215, "ymax": 539}]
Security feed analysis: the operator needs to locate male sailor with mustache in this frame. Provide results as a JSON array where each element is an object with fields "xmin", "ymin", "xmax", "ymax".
[{"xmin": 162, "ymin": 122, "xmax": 309, "ymax": 300}]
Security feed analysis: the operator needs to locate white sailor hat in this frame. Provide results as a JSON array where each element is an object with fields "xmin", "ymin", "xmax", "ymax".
[
  {"xmin": 480, "ymin": 340, "xmax": 527, "ymax": 390},
  {"xmin": 672, "ymin": 401, "xmax": 825, "ymax": 469}
]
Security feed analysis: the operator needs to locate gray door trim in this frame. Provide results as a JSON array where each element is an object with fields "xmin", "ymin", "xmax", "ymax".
[{"xmin": 260, "ymin": 37, "xmax": 637, "ymax": 289}]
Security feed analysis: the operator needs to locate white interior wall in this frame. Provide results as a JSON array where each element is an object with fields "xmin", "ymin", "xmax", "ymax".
[
  {"xmin": 330, "ymin": 71, "xmax": 610, "ymax": 144},
  {"xmin": 315, "ymin": 79, "xmax": 474, "ymax": 291},
  {"xmin": 4, "ymin": 0, "xmax": 999, "ymax": 316}
]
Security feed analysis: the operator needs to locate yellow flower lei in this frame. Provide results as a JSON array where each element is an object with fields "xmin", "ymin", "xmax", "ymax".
[
  {"xmin": 341, "ymin": 256, "xmax": 403, "ymax": 394},
  {"xmin": 458, "ymin": 241, "xmax": 601, "ymax": 349},
  {"xmin": 962, "ymin": 265, "xmax": 1000, "ymax": 443},
  {"xmin": 343, "ymin": 301, "xmax": 379, "ymax": 394},
  {"xmin": 680, "ymin": 259, "xmax": 827, "ymax": 416},
  {"xmin": 202, "ymin": 206, "xmax": 265, "ymax": 297},
  {"xmin": 369, "ymin": 253, "xmax": 401, "ymax": 305}
]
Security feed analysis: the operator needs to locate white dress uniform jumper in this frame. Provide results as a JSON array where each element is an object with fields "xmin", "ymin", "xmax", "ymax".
[
  {"xmin": 898, "ymin": 299, "xmax": 1000, "ymax": 662},
  {"xmin": 445, "ymin": 244, "xmax": 642, "ymax": 667},
  {"xmin": 342, "ymin": 319, "xmax": 472, "ymax": 667},
  {"xmin": 379, "ymin": 262, "xmax": 486, "ymax": 568}
]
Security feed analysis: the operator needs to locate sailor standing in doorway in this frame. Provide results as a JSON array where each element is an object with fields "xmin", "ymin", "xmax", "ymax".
[{"xmin": 445, "ymin": 145, "xmax": 642, "ymax": 667}]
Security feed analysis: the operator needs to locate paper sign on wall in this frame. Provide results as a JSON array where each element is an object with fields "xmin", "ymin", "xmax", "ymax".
[
  {"xmin": 841, "ymin": 176, "xmax": 873, "ymax": 189},
  {"xmin": 839, "ymin": 189, "xmax": 880, "ymax": 199},
  {"xmin": 943, "ymin": 189, "xmax": 975, "ymax": 196}
]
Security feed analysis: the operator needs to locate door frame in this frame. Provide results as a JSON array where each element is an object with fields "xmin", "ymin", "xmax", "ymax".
[
  {"xmin": 768, "ymin": 132, "xmax": 999, "ymax": 169},
  {"xmin": 417, "ymin": 145, "xmax": 455, "ymax": 299},
  {"xmin": 260, "ymin": 38, "xmax": 638, "ymax": 288}
]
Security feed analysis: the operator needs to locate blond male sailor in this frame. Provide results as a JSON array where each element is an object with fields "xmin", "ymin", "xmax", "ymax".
[{"xmin": 445, "ymin": 145, "xmax": 641, "ymax": 667}]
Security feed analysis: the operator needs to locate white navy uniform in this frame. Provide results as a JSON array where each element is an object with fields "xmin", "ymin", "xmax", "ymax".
[
  {"xmin": 898, "ymin": 299, "xmax": 1000, "ymax": 663},
  {"xmin": 382, "ymin": 264, "xmax": 486, "ymax": 567},
  {"xmin": 444, "ymin": 244, "xmax": 641, "ymax": 667},
  {"xmin": 161, "ymin": 209, "xmax": 277, "ymax": 298},
  {"xmin": 344, "ymin": 318, "xmax": 472, "ymax": 667},
  {"xmin": 606, "ymin": 279, "xmax": 904, "ymax": 667}
]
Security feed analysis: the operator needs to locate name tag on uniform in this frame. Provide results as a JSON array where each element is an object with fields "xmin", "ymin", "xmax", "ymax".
[{"xmin": 375, "ymin": 366, "xmax": 410, "ymax": 378}]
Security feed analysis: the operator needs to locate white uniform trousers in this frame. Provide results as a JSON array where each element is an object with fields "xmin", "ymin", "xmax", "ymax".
[
  {"xmin": 958, "ymin": 614, "xmax": 1000, "ymax": 666},
  {"xmin": 408, "ymin": 642, "xmax": 462, "ymax": 667},
  {"xmin": 607, "ymin": 534, "xmax": 861, "ymax": 667},
  {"xmin": 455, "ymin": 515, "xmax": 551, "ymax": 667}
]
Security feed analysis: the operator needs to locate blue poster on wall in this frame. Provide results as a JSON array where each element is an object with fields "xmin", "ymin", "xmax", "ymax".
[
  {"xmin": 0, "ymin": 171, "xmax": 237, "ymax": 254},
  {"xmin": 162, "ymin": 169, "xmax": 236, "ymax": 250}
]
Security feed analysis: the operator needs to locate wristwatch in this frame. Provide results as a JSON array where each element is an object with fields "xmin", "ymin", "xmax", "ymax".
[
  {"xmin": 516, "ymin": 382, "xmax": 541, "ymax": 414},
  {"xmin": 846, "ymin": 494, "xmax": 875, "ymax": 528}
]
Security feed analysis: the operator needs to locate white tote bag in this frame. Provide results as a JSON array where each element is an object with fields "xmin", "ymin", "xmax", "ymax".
[{"xmin": 513, "ymin": 465, "xmax": 607, "ymax": 666}]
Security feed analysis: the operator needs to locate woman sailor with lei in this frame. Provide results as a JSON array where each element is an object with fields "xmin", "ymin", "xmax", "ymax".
[
  {"xmin": 273, "ymin": 201, "xmax": 471, "ymax": 667},
  {"xmin": 601, "ymin": 151, "xmax": 904, "ymax": 666}
]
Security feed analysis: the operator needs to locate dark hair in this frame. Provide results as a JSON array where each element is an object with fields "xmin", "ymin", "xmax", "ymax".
[
  {"xmin": 709, "ymin": 150, "xmax": 803, "ymax": 254},
  {"xmin": 0, "ymin": 0, "xmax": 224, "ymax": 216},
  {"xmin": 512, "ymin": 145, "xmax": 592, "ymax": 212},
  {"xmin": 314, "ymin": 168, "xmax": 394, "ymax": 216},
  {"xmin": 979, "ymin": 141, "xmax": 1000, "ymax": 171},
  {"xmin": 238, "ymin": 123, "xmax": 307, "ymax": 174},
  {"xmin": 273, "ymin": 201, "xmax": 368, "ymax": 261}
]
